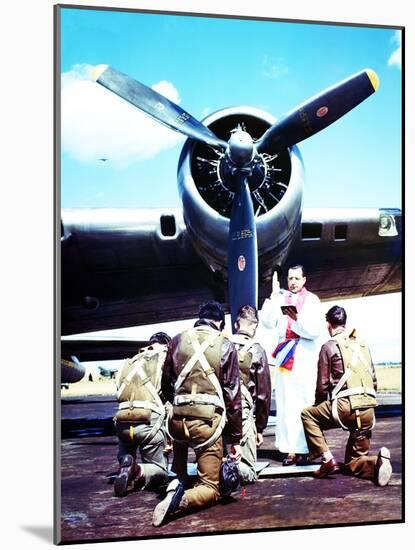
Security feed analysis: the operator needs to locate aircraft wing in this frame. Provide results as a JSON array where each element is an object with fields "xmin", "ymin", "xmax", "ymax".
[
  {"xmin": 61, "ymin": 336, "xmax": 148, "ymax": 362},
  {"xmin": 61, "ymin": 208, "xmax": 215, "ymax": 335},
  {"xmin": 61, "ymin": 206, "xmax": 401, "ymax": 335},
  {"xmin": 281, "ymin": 206, "xmax": 401, "ymax": 300}
]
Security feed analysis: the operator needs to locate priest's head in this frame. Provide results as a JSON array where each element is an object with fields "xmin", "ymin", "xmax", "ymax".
[{"xmin": 287, "ymin": 265, "xmax": 306, "ymax": 294}]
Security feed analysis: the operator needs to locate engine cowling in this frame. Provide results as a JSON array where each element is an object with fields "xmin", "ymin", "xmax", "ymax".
[{"xmin": 177, "ymin": 106, "xmax": 304, "ymax": 279}]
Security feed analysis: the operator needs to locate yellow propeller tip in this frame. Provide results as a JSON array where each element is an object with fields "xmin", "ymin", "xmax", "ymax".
[
  {"xmin": 366, "ymin": 69, "xmax": 379, "ymax": 92},
  {"xmin": 91, "ymin": 64, "xmax": 108, "ymax": 82}
]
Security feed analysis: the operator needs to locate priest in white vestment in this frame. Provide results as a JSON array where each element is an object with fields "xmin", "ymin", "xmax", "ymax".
[{"xmin": 260, "ymin": 265, "xmax": 323, "ymax": 465}]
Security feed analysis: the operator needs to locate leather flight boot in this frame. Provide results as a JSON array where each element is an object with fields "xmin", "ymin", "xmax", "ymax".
[
  {"xmin": 296, "ymin": 454, "xmax": 311, "ymax": 466},
  {"xmin": 375, "ymin": 447, "xmax": 392, "ymax": 487},
  {"xmin": 282, "ymin": 453, "xmax": 297, "ymax": 466},
  {"xmin": 152, "ymin": 479, "xmax": 185, "ymax": 527},
  {"xmin": 114, "ymin": 454, "xmax": 135, "ymax": 497},
  {"xmin": 313, "ymin": 457, "xmax": 340, "ymax": 478}
]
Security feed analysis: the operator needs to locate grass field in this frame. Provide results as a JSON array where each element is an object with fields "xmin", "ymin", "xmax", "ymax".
[
  {"xmin": 375, "ymin": 364, "xmax": 402, "ymax": 392},
  {"xmin": 61, "ymin": 365, "xmax": 402, "ymax": 398}
]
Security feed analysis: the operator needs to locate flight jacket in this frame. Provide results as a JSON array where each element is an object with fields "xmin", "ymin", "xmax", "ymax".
[
  {"xmin": 234, "ymin": 330, "xmax": 271, "ymax": 434},
  {"xmin": 162, "ymin": 319, "xmax": 242, "ymax": 443},
  {"xmin": 315, "ymin": 327, "xmax": 378, "ymax": 405}
]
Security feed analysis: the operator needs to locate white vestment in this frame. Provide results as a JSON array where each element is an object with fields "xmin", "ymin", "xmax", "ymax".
[{"xmin": 260, "ymin": 289, "xmax": 323, "ymax": 454}]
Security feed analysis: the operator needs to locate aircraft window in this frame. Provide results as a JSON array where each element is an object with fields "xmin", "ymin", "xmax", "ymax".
[
  {"xmin": 334, "ymin": 224, "xmax": 348, "ymax": 240},
  {"xmin": 301, "ymin": 223, "xmax": 322, "ymax": 240},
  {"xmin": 160, "ymin": 214, "xmax": 176, "ymax": 237}
]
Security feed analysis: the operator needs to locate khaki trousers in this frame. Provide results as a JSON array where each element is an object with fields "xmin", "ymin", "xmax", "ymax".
[
  {"xmin": 301, "ymin": 398, "xmax": 377, "ymax": 479},
  {"xmin": 238, "ymin": 405, "xmax": 257, "ymax": 484},
  {"xmin": 169, "ymin": 413, "xmax": 223, "ymax": 509},
  {"xmin": 116, "ymin": 415, "xmax": 169, "ymax": 490}
]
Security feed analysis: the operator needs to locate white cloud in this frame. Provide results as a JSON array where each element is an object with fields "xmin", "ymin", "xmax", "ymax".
[
  {"xmin": 388, "ymin": 30, "xmax": 402, "ymax": 69},
  {"xmin": 61, "ymin": 64, "xmax": 183, "ymax": 166},
  {"xmin": 262, "ymin": 55, "xmax": 289, "ymax": 79}
]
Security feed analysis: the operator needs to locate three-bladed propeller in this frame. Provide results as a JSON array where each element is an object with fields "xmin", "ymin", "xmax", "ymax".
[
  {"xmin": 256, "ymin": 69, "xmax": 379, "ymax": 154},
  {"xmin": 92, "ymin": 65, "xmax": 227, "ymax": 150},
  {"xmin": 93, "ymin": 65, "xmax": 379, "ymax": 330}
]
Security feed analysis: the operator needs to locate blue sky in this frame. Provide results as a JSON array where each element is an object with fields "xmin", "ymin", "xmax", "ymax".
[
  {"xmin": 60, "ymin": 7, "xmax": 402, "ymax": 210},
  {"xmin": 59, "ymin": 7, "xmax": 402, "ymax": 362}
]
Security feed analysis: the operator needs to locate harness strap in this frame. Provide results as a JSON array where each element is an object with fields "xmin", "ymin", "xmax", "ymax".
[
  {"xmin": 118, "ymin": 400, "xmax": 164, "ymax": 416},
  {"xmin": 173, "ymin": 393, "xmax": 224, "ymax": 409},
  {"xmin": 331, "ymin": 396, "xmax": 348, "ymax": 431},
  {"xmin": 134, "ymin": 360, "xmax": 164, "ymax": 411},
  {"xmin": 331, "ymin": 368, "xmax": 353, "ymax": 399},
  {"xmin": 127, "ymin": 413, "xmax": 165, "ymax": 446},
  {"xmin": 120, "ymin": 395, "xmax": 166, "ymax": 445},
  {"xmin": 331, "ymin": 335, "xmax": 376, "ymax": 432},
  {"xmin": 332, "ymin": 382, "xmax": 376, "ymax": 431},
  {"xmin": 164, "ymin": 411, "xmax": 226, "ymax": 453},
  {"xmin": 331, "ymin": 387, "xmax": 376, "ymax": 432},
  {"xmin": 117, "ymin": 357, "xmax": 147, "ymax": 399},
  {"xmin": 349, "ymin": 341, "xmax": 368, "ymax": 368},
  {"xmin": 332, "ymin": 396, "xmax": 376, "ymax": 432},
  {"xmin": 154, "ymin": 350, "xmax": 165, "ymax": 392},
  {"xmin": 174, "ymin": 332, "xmax": 217, "ymax": 392},
  {"xmin": 168, "ymin": 329, "xmax": 226, "ymax": 452},
  {"xmin": 140, "ymin": 412, "xmax": 165, "ymax": 446},
  {"xmin": 335, "ymin": 386, "xmax": 376, "ymax": 400},
  {"xmin": 195, "ymin": 413, "xmax": 226, "ymax": 452},
  {"xmin": 117, "ymin": 351, "xmax": 165, "ymax": 415},
  {"xmin": 231, "ymin": 334, "xmax": 255, "ymax": 360},
  {"xmin": 191, "ymin": 337, "xmax": 225, "ymax": 408}
]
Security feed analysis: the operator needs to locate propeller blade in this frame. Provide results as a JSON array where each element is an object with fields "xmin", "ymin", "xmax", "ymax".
[
  {"xmin": 227, "ymin": 172, "xmax": 258, "ymax": 331},
  {"xmin": 257, "ymin": 69, "xmax": 379, "ymax": 154},
  {"xmin": 92, "ymin": 65, "xmax": 227, "ymax": 149}
]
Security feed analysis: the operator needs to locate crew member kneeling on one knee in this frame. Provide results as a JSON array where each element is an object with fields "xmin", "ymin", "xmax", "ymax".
[
  {"xmin": 152, "ymin": 301, "xmax": 242, "ymax": 527},
  {"xmin": 301, "ymin": 306, "xmax": 392, "ymax": 486},
  {"xmin": 230, "ymin": 305, "xmax": 271, "ymax": 484}
]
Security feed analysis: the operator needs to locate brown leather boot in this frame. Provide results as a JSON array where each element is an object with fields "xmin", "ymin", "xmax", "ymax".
[
  {"xmin": 375, "ymin": 447, "xmax": 392, "ymax": 487},
  {"xmin": 313, "ymin": 457, "xmax": 340, "ymax": 478},
  {"xmin": 282, "ymin": 453, "xmax": 297, "ymax": 466},
  {"xmin": 114, "ymin": 455, "xmax": 135, "ymax": 497}
]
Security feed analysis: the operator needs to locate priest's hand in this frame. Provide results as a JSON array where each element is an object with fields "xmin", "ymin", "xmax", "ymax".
[
  {"xmin": 256, "ymin": 433, "xmax": 263, "ymax": 448},
  {"xmin": 286, "ymin": 307, "xmax": 298, "ymax": 321},
  {"xmin": 271, "ymin": 271, "xmax": 280, "ymax": 298},
  {"xmin": 229, "ymin": 444, "xmax": 242, "ymax": 463}
]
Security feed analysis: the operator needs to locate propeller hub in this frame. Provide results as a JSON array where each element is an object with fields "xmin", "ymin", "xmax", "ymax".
[
  {"xmin": 219, "ymin": 154, "xmax": 265, "ymax": 194},
  {"xmin": 227, "ymin": 130, "xmax": 254, "ymax": 165}
]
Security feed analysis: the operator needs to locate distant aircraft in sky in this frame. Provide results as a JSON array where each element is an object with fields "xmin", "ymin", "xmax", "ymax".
[{"xmin": 61, "ymin": 66, "xmax": 401, "ymax": 336}]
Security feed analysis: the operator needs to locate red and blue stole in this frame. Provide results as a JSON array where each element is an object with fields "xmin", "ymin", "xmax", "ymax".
[{"xmin": 272, "ymin": 287, "xmax": 308, "ymax": 372}]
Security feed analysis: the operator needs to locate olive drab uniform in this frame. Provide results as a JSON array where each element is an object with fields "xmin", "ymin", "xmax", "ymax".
[
  {"xmin": 330, "ymin": 330, "xmax": 376, "ymax": 430},
  {"xmin": 230, "ymin": 331, "xmax": 271, "ymax": 483},
  {"xmin": 301, "ymin": 328, "xmax": 379, "ymax": 479},
  {"xmin": 114, "ymin": 344, "xmax": 169, "ymax": 489},
  {"xmin": 162, "ymin": 320, "xmax": 242, "ymax": 510},
  {"xmin": 231, "ymin": 333, "xmax": 264, "ymax": 484},
  {"xmin": 168, "ymin": 327, "xmax": 227, "ymax": 451}
]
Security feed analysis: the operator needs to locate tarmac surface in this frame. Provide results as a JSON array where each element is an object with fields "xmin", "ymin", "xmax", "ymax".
[{"xmin": 58, "ymin": 395, "xmax": 403, "ymax": 544}]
